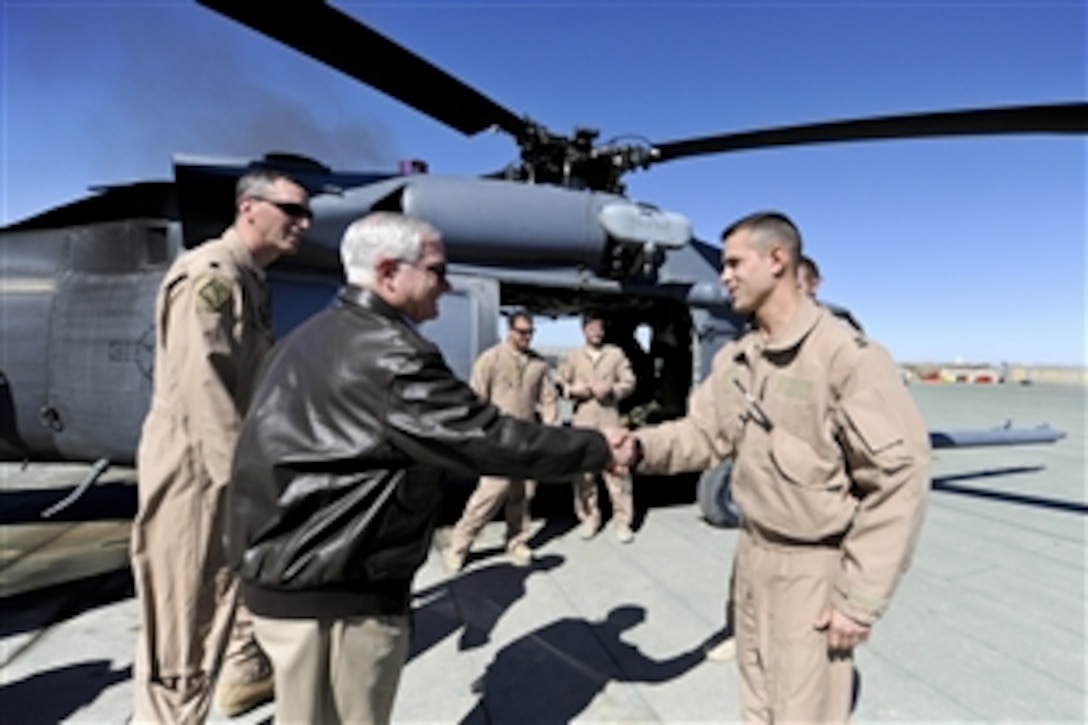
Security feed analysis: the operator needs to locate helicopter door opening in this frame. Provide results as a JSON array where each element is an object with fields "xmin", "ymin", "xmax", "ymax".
[{"xmin": 420, "ymin": 274, "xmax": 500, "ymax": 382}]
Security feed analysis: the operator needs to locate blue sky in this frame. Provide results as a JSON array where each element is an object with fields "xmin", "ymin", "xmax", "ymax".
[{"xmin": 3, "ymin": 1, "xmax": 1085, "ymax": 365}]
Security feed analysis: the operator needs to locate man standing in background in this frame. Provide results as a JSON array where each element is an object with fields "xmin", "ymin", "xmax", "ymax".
[
  {"xmin": 798, "ymin": 254, "xmax": 864, "ymax": 333},
  {"xmin": 445, "ymin": 310, "xmax": 559, "ymax": 572},
  {"xmin": 559, "ymin": 312, "xmax": 638, "ymax": 542}
]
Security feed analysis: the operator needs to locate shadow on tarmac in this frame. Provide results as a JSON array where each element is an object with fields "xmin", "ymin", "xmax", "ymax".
[
  {"xmin": 458, "ymin": 604, "xmax": 711, "ymax": 724},
  {"xmin": 0, "ymin": 659, "xmax": 130, "ymax": 724},
  {"xmin": 410, "ymin": 554, "xmax": 564, "ymax": 658},
  {"xmin": 933, "ymin": 466, "xmax": 1088, "ymax": 515},
  {"xmin": 0, "ymin": 568, "xmax": 134, "ymax": 639}
]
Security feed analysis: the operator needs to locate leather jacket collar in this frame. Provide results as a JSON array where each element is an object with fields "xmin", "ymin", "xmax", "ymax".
[{"xmin": 337, "ymin": 284, "xmax": 404, "ymax": 323}]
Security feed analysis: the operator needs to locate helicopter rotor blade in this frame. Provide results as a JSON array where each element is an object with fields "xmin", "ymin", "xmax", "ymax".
[
  {"xmin": 196, "ymin": 0, "xmax": 527, "ymax": 138},
  {"xmin": 651, "ymin": 102, "xmax": 1088, "ymax": 163}
]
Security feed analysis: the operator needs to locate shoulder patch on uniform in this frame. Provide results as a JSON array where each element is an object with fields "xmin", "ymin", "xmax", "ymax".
[{"xmin": 194, "ymin": 275, "xmax": 233, "ymax": 313}]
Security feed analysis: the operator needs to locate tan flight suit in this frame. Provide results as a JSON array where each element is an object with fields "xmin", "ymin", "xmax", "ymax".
[
  {"xmin": 130, "ymin": 228, "xmax": 273, "ymax": 723},
  {"xmin": 635, "ymin": 297, "xmax": 930, "ymax": 723},
  {"xmin": 558, "ymin": 344, "xmax": 637, "ymax": 531},
  {"xmin": 449, "ymin": 341, "xmax": 559, "ymax": 557}
]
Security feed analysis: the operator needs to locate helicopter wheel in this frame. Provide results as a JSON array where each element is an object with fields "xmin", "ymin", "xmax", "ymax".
[{"xmin": 697, "ymin": 458, "xmax": 741, "ymax": 529}]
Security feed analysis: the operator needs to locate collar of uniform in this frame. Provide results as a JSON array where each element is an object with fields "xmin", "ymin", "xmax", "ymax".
[
  {"xmin": 337, "ymin": 284, "xmax": 405, "ymax": 324},
  {"xmin": 762, "ymin": 296, "xmax": 822, "ymax": 354},
  {"xmin": 221, "ymin": 227, "xmax": 265, "ymax": 281},
  {"xmin": 502, "ymin": 340, "xmax": 529, "ymax": 361}
]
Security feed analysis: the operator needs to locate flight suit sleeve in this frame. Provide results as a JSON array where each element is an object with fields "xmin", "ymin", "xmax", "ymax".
[
  {"xmin": 537, "ymin": 366, "xmax": 559, "ymax": 425},
  {"xmin": 470, "ymin": 349, "xmax": 493, "ymax": 401},
  {"xmin": 177, "ymin": 270, "xmax": 248, "ymax": 488},
  {"xmin": 633, "ymin": 347, "xmax": 740, "ymax": 474},
  {"xmin": 557, "ymin": 353, "xmax": 575, "ymax": 397},
  {"xmin": 831, "ymin": 343, "xmax": 931, "ymax": 625},
  {"xmin": 610, "ymin": 349, "xmax": 637, "ymax": 403}
]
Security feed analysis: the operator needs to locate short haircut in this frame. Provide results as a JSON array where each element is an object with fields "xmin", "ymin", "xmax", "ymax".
[
  {"xmin": 582, "ymin": 311, "xmax": 605, "ymax": 327},
  {"xmin": 799, "ymin": 254, "xmax": 820, "ymax": 280},
  {"xmin": 340, "ymin": 212, "xmax": 440, "ymax": 287},
  {"xmin": 720, "ymin": 210, "xmax": 802, "ymax": 268},
  {"xmin": 507, "ymin": 309, "xmax": 533, "ymax": 329},
  {"xmin": 235, "ymin": 168, "xmax": 304, "ymax": 203}
]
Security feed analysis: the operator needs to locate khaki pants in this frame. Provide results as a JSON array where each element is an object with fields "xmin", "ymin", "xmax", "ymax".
[
  {"xmin": 735, "ymin": 526, "xmax": 853, "ymax": 724},
  {"xmin": 130, "ymin": 425, "xmax": 265, "ymax": 724},
  {"xmin": 252, "ymin": 613, "xmax": 410, "ymax": 725},
  {"xmin": 449, "ymin": 476, "xmax": 536, "ymax": 556},
  {"xmin": 573, "ymin": 470, "xmax": 633, "ymax": 529}
]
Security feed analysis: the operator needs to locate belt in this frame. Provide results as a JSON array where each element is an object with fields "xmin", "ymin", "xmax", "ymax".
[{"xmin": 742, "ymin": 518, "xmax": 846, "ymax": 549}]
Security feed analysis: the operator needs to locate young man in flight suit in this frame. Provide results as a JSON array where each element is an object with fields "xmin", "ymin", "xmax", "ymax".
[
  {"xmin": 129, "ymin": 167, "xmax": 312, "ymax": 722},
  {"xmin": 610, "ymin": 211, "xmax": 930, "ymax": 723},
  {"xmin": 445, "ymin": 310, "xmax": 559, "ymax": 571},
  {"xmin": 559, "ymin": 312, "xmax": 638, "ymax": 542},
  {"xmin": 707, "ymin": 251, "xmax": 867, "ymax": 666}
]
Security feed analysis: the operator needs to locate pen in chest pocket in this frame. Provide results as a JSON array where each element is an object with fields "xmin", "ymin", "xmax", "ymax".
[{"xmin": 733, "ymin": 377, "xmax": 774, "ymax": 432}]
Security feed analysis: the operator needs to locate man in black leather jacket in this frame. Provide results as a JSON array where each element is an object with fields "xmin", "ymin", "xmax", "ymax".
[{"xmin": 226, "ymin": 211, "xmax": 614, "ymax": 725}]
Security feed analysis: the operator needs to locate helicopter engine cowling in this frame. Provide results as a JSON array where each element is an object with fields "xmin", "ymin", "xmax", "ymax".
[{"xmin": 402, "ymin": 176, "xmax": 693, "ymax": 282}]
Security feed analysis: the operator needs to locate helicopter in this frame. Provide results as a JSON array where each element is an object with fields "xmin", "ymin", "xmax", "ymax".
[{"xmin": 1, "ymin": 1, "xmax": 1078, "ymax": 528}]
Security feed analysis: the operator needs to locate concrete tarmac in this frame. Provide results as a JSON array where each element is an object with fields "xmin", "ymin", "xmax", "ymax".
[{"xmin": 0, "ymin": 382, "xmax": 1084, "ymax": 723}]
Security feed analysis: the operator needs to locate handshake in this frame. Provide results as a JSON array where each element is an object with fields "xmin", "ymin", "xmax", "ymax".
[{"xmin": 603, "ymin": 427, "xmax": 641, "ymax": 475}]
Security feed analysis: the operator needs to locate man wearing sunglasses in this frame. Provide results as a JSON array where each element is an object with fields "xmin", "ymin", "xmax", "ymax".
[
  {"xmin": 445, "ymin": 309, "xmax": 560, "ymax": 572},
  {"xmin": 225, "ymin": 212, "xmax": 617, "ymax": 725},
  {"xmin": 130, "ymin": 166, "xmax": 311, "ymax": 722}
]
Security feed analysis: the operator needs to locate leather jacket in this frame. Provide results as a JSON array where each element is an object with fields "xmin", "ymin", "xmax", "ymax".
[{"xmin": 227, "ymin": 285, "xmax": 610, "ymax": 619}]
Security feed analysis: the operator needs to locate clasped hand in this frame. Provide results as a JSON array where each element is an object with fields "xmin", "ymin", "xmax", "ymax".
[
  {"xmin": 604, "ymin": 427, "xmax": 638, "ymax": 475},
  {"xmin": 569, "ymin": 382, "xmax": 611, "ymax": 401}
]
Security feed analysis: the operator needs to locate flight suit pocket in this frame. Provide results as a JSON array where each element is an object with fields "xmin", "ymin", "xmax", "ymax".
[
  {"xmin": 767, "ymin": 425, "xmax": 846, "ymax": 538},
  {"xmin": 840, "ymin": 388, "xmax": 905, "ymax": 462}
]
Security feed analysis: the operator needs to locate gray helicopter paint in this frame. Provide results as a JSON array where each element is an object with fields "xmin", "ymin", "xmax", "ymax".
[
  {"xmin": 48, "ymin": 270, "xmax": 161, "ymax": 462},
  {"xmin": 46, "ymin": 221, "xmax": 180, "ymax": 462},
  {"xmin": 419, "ymin": 274, "xmax": 501, "ymax": 383},
  {"xmin": 178, "ymin": 157, "xmax": 698, "ymax": 281},
  {"xmin": 0, "ymin": 159, "xmax": 737, "ymax": 465},
  {"xmin": 303, "ymin": 175, "xmax": 625, "ymax": 272},
  {"xmin": 1, "ymin": 230, "xmax": 63, "ymax": 458},
  {"xmin": 0, "ymin": 209, "xmax": 510, "ymax": 464}
]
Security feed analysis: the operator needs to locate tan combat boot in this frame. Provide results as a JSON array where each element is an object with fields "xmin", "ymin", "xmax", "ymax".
[{"xmin": 215, "ymin": 647, "xmax": 274, "ymax": 718}]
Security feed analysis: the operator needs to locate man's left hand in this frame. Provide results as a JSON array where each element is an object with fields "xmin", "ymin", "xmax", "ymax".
[{"xmin": 814, "ymin": 605, "xmax": 870, "ymax": 653}]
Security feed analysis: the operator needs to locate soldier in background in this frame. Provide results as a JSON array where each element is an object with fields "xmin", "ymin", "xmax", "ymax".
[
  {"xmin": 130, "ymin": 166, "xmax": 312, "ymax": 722},
  {"xmin": 798, "ymin": 254, "xmax": 864, "ymax": 333},
  {"xmin": 559, "ymin": 312, "xmax": 638, "ymax": 542},
  {"xmin": 445, "ymin": 310, "xmax": 559, "ymax": 572}
]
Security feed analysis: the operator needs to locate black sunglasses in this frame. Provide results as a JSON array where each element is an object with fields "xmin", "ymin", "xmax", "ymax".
[
  {"xmin": 395, "ymin": 259, "xmax": 448, "ymax": 282},
  {"xmin": 512, "ymin": 326, "xmax": 534, "ymax": 335},
  {"xmin": 252, "ymin": 196, "xmax": 313, "ymax": 220},
  {"xmin": 420, "ymin": 262, "xmax": 448, "ymax": 282}
]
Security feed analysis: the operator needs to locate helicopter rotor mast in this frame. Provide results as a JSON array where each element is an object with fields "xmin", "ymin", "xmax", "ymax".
[
  {"xmin": 194, "ymin": 0, "xmax": 600, "ymax": 189},
  {"xmin": 196, "ymin": 0, "xmax": 1087, "ymax": 196}
]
